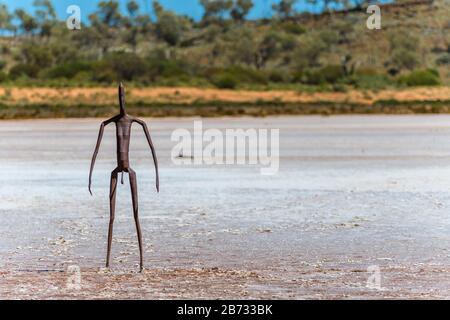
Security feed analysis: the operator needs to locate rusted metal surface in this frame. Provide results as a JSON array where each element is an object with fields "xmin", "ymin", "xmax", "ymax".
[{"xmin": 89, "ymin": 83, "xmax": 159, "ymax": 272}]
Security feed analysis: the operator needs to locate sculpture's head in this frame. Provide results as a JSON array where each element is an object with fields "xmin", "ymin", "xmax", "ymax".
[{"xmin": 119, "ymin": 82, "xmax": 126, "ymax": 115}]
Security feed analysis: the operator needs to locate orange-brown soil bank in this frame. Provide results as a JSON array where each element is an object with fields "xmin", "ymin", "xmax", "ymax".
[{"xmin": 1, "ymin": 86, "xmax": 450, "ymax": 106}]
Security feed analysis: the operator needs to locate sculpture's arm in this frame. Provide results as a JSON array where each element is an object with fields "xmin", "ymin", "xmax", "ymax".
[
  {"xmin": 134, "ymin": 118, "xmax": 160, "ymax": 193},
  {"xmin": 88, "ymin": 117, "xmax": 115, "ymax": 195}
]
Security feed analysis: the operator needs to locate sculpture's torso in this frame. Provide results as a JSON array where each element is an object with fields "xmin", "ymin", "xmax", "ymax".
[{"xmin": 115, "ymin": 115, "xmax": 133, "ymax": 170}]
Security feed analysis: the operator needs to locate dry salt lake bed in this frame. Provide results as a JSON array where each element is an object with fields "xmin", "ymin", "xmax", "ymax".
[{"xmin": 1, "ymin": 115, "xmax": 450, "ymax": 299}]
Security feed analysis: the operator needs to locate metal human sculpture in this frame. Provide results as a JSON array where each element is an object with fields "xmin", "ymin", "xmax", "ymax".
[{"xmin": 89, "ymin": 83, "xmax": 159, "ymax": 272}]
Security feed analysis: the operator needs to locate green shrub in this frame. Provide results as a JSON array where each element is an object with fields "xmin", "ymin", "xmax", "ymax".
[
  {"xmin": 290, "ymin": 70, "xmax": 304, "ymax": 83},
  {"xmin": 212, "ymin": 73, "xmax": 238, "ymax": 89},
  {"xmin": 348, "ymin": 68, "xmax": 393, "ymax": 90},
  {"xmin": 72, "ymin": 71, "xmax": 92, "ymax": 82},
  {"xmin": 0, "ymin": 60, "xmax": 6, "ymax": 71},
  {"xmin": 0, "ymin": 71, "xmax": 7, "ymax": 82},
  {"xmin": 90, "ymin": 53, "xmax": 147, "ymax": 83},
  {"xmin": 391, "ymin": 48, "xmax": 419, "ymax": 71},
  {"xmin": 207, "ymin": 66, "xmax": 268, "ymax": 87},
  {"xmin": 331, "ymin": 83, "xmax": 348, "ymax": 92},
  {"xmin": 318, "ymin": 30, "xmax": 340, "ymax": 46},
  {"xmin": 91, "ymin": 67, "xmax": 117, "ymax": 83},
  {"xmin": 280, "ymin": 35, "xmax": 298, "ymax": 51},
  {"xmin": 302, "ymin": 70, "xmax": 323, "ymax": 85},
  {"xmin": 302, "ymin": 65, "xmax": 345, "ymax": 85},
  {"xmin": 148, "ymin": 59, "xmax": 192, "ymax": 79},
  {"xmin": 352, "ymin": 74, "xmax": 392, "ymax": 90},
  {"xmin": 436, "ymin": 54, "xmax": 450, "ymax": 65},
  {"xmin": 268, "ymin": 70, "xmax": 286, "ymax": 83},
  {"xmin": 427, "ymin": 68, "xmax": 440, "ymax": 77},
  {"xmin": 229, "ymin": 66, "xmax": 268, "ymax": 85},
  {"xmin": 279, "ymin": 21, "xmax": 305, "ymax": 35},
  {"xmin": 354, "ymin": 67, "xmax": 379, "ymax": 76},
  {"xmin": 1, "ymin": 45, "xmax": 10, "ymax": 55},
  {"xmin": 9, "ymin": 63, "xmax": 40, "ymax": 79},
  {"xmin": 154, "ymin": 11, "xmax": 182, "ymax": 46},
  {"xmin": 46, "ymin": 61, "xmax": 93, "ymax": 79},
  {"xmin": 18, "ymin": 43, "xmax": 54, "ymax": 69},
  {"xmin": 397, "ymin": 69, "xmax": 441, "ymax": 86},
  {"xmin": 107, "ymin": 52, "xmax": 146, "ymax": 81}
]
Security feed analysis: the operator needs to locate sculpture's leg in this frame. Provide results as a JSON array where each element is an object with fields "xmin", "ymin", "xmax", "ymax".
[
  {"xmin": 129, "ymin": 168, "xmax": 144, "ymax": 272},
  {"xmin": 106, "ymin": 168, "xmax": 119, "ymax": 268}
]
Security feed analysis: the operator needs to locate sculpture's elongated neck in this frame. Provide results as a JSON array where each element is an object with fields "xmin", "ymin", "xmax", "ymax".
[{"xmin": 119, "ymin": 83, "xmax": 126, "ymax": 115}]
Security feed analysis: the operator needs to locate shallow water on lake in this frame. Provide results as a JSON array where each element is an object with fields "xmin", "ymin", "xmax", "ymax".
[{"xmin": 1, "ymin": 115, "xmax": 450, "ymax": 298}]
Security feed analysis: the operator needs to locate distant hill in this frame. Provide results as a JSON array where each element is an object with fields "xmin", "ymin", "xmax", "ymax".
[
  {"xmin": 0, "ymin": 0, "xmax": 448, "ymax": 88},
  {"xmin": 291, "ymin": 0, "xmax": 449, "ymax": 84}
]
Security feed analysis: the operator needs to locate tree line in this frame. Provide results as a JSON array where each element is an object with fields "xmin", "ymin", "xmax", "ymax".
[{"xmin": 0, "ymin": 0, "xmax": 445, "ymax": 89}]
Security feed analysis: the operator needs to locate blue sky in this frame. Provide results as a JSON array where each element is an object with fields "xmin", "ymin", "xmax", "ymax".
[{"xmin": 2, "ymin": 0, "xmax": 322, "ymax": 21}]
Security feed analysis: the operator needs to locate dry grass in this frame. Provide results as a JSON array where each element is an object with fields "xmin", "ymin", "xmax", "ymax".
[
  {"xmin": 1, "ymin": 86, "xmax": 450, "ymax": 106},
  {"xmin": 0, "ymin": 86, "xmax": 450, "ymax": 119}
]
